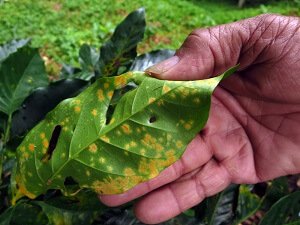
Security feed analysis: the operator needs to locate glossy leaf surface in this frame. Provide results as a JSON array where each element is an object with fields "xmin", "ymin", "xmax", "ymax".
[
  {"xmin": 195, "ymin": 184, "xmax": 239, "ymax": 225},
  {"xmin": 15, "ymin": 68, "xmax": 235, "ymax": 199},
  {"xmin": 130, "ymin": 49, "xmax": 175, "ymax": 71},
  {"xmin": 233, "ymin": 185, "xmax": 264, "ymax": 224},
  {"xmin": 98, "ymin": 8, "xmax": 145, "ymax": 77},
  {"xmin": 0, "ymin": 39, "xmax": 30, "ymax": 63},
  {"xmin": 11, "ymin": 79, "xmax": 87, "ymax": 137},
  {"xmin": 0, "ymin": 46, "xmax": 48, "ymax": 115},
  {"xmin": 259, "ymin": 191, "xmax": 300, "ymax": 225}
]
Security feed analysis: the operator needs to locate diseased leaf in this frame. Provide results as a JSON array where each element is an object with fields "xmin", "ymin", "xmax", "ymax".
[
  {"xmin": 33, "ymin": 190, "xmax": 107, "ymax": 225},
  {"xmin": 0, "ymin": 202, "xmax": 48, "ymax": 225},
  {"xmin": 98, "ymin": 8, "xmax": 146, "ymax": 77},
  {"xmin": 0, "ymin": 39, "xmax": 30, "ymax": 63},
  {"xmin": 259, "ymin": 191, "xmax": 300, "ymax": 225},
  {"xmin": 14, "ymin": 67, "xmax": 236, "ymax": 200},
  {"xmin": 233, "ymin": 185, "xmax": 264, "ymax": 225},
  {"xmin": 0, "ymin": 46, "xmax": 48, "ymax": 115},
  {"xmin": 11, "ymin": 79, "xmax": 88, "ymax": 137},
  {"xmin": 130, "ymin": 49, "xmax": 175, "ymax": 71}
]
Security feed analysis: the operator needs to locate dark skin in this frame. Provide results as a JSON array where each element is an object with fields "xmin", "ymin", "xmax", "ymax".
[{"xmin": 100, "ymin": 14, "xmax": 300, "ymax": 224}]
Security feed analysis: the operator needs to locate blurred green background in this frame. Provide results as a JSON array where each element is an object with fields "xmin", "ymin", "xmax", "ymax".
[{"xmin": 0, "ymin": 0, "xmax": 299, "ymax": 74}]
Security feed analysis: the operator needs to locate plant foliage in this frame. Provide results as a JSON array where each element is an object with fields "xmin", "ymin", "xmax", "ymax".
[{"xmin": 0, "ymin": 8, "xmax": 299, "ymax": 225}]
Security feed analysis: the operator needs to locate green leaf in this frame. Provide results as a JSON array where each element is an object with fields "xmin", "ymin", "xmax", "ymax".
[
  {"xmin": 262, "ymin": 177, "xmax": 289, "ymax": 210},
  {"xmin": 233, "ymin": 184, "xmax": 264, "ymax": 224},
  {"xmin": 14, "ymin": 68, "xmax": 236, "ymax": 199},
  {"xmin": 0, "ymin": 39, "xmax": 30, "ymax": 63},
  {"xmin": 33, "ymin": 190, "xmax": 107, "ymax": 225},
  {"xmin": 195, "ymin": 184, "xmax": 239, "ymax": 225},
  {"xmin": 0, "ymin": 46, "xmax": 48, "ymax": 115},
  {"xmin": 78, "ymin": 44, "xmax": 100, "ymax": 80},
  {"xmin": 98, "ymin": 8, "xmax": 146, "ymax": 77},
  {"xmin": 99, "ymin": 207, "xmax": 200, "ymax": 225},
  {"xmin": 11, "ymin": 79, "xmax": 87, "ymax": 138},
  {"xmin": 259, "ymin": 191, "xmax": 300, "ymax": 225},
  {"xmin": 130, "ymin": 49, "xmax": 175, "ymax": 71},
  {"xmin": 0, "ymin": 202, "xmax": 48, "ymax": 225}
]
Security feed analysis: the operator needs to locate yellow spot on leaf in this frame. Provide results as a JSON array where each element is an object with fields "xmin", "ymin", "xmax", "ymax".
[
  {"xmin": 130, "ymin": 141, "xmax": 137, "ymax": 147},
  {"xmin": 74, "ymin": 106, "xmax": 81, "ymax": 113},
  {"xmin": 184, "ymin": 123, "xmax": 192, "ymax": 130},
  {"xmin": 162, "ymin": 85, "xmax": 171, "ymax": 94},
  {"xmin": 99, "ymin": 157, "xmax": 106, "ymax": 164},
  {"xmin": 107, "ymin": 91, "xmax": 113, "ymax": 98},
  {"xmin": 91, "ymin": 109, "xmax": 97, "ymax": 116},
  {"xmin": 176, "ymin": 141, "xmax": 183, "ymax": 148},
  {"xmin": 121, "ymin": 123, "xmax": 131, "ymax": 134},
  {"xmin": 89, "ymin": 143, "xmax": 98, "ymax": 153},
  {"xmin": 124, "ymin": 144, "xmax": 130, "ymax": 150},
  {"xmin": 148, "ymin": 97, "xmax": 156, "ymax": 104},
  {"xmin": 86, "ymin": 170, "xmax": 91, "ymax": 176},
  {"xmin": 124, "ymin": 168, "xmax": 135, "ymax": 176},
  {"xmin": 180, "ymin": 88, "xmax": 189, "ymax": 98},
  {"xmin": 101, "ymin": 135, "xmax": 110, "ymax": 143},
  {"xmin": 40, "ymin": 133, "xmax": 45, "ymax": 139},
  {"xmin": 104, "ymin": 82, "xmax": 109, "ymax": 89},
  {"xmin": 97, "ymin": 89, "xmax": 105, "ymax": 101},
  {"xmin": 23, "ymin": 152, "xmax": 29, "ymax": 159},
  {"xmin": 140, "ymin": 148, "xmax": 146, "ymax": 156},
  {"xmin": 165, "ymin": 150, "xmax": 177, "ymax": 164},
  {"xmin": 20, "ymin": 146, "xmax": 26, "ymax": 152},
  {"xmin": 193, "ymin": 97, "xmax": 201, "ymax": 104},
  {"xmin": 157, "ymin": 100, "xmax": 164, "ymax": 106},
  {"xmin": 43, "ymin": 139, "xmax": 49, "ymax": 148},
  {"xmin": 61, "ymin": 153, "xmax": 66, "ymax": 159},
  {"xmin": 170, "ymin": 93, "xmax": 176, "ymax": 99},
  {"xmin": 15, "ymin": 175, "xmax": 36, "ymax": 200},
  {"xmin": 107, "ymin": 166, "xmax": 113, "ymax": 172},
  {"xmin": 28, "ymin": 144, "xmax": 35, "ymax": 152},
  {"xmin": 74, "ymin": 99, "xmax": 81, "ymax": 105},
  {"xmin": 142, "ymin": 134, "xmax": 164, "ymax": 151},
  {"xmin": 92, "ymin": 175, "xmax": 143, "ymax": 194},
  {"xmin": 138, "ymin": 158, "xmax": 159, "ymax": 179},
  {"xmin": 114, "ymin": 76, "xmax": 127, "ymax": 87},
  {"xmin": 109, "ymin": 118, "xmax": 115, "ymax": 124}
]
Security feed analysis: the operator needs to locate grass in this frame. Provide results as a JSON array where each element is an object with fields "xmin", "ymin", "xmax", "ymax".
[{"xmin": 0, "ymin": 0, "xmax": 299, "ymax": 74}]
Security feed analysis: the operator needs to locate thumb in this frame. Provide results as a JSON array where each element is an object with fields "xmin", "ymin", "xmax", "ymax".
[{"xmin": 145, "ymin": 15, "xmax": 270, "ymax": 80}]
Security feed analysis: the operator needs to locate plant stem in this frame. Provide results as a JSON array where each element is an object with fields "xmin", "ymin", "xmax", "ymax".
[{"xmin": 3, "ymin": 114, "xmax": 12, "ymax": 145}]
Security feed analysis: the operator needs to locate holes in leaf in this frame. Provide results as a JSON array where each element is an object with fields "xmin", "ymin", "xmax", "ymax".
[
  {"xmin": 64, "ymin": 176, "xmax": 78, "ymax": 186},
  {"xmin": 252, "ymin": 182, "xmax": 268, "ymax": 198},
  {"xmin": 42, "ymin": 125, "xmax": 62, "ymax": 162},
  {"xmin": 149, "ymin": 115, "xmax": 157, "ymax": 123}
]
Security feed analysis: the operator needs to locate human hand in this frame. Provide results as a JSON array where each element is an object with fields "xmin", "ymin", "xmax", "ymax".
[{"xmin": 100, "ymin": 14, "xmax": 300, "ymax": 224}]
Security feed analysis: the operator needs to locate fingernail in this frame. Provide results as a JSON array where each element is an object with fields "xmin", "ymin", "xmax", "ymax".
[{"xmin": 145, "ymin": 56, "xmax": 179, "ymax": 76}]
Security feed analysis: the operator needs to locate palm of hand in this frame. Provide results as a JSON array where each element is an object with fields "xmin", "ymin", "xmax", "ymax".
[{"xmin": 100, "ymin": 14, "xmax": 300, "ymax": 224}]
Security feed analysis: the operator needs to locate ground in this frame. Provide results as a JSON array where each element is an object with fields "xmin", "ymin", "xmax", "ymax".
[{"xmin": 0, "ymin": 0, "xmax": 299, "ymax": 74}]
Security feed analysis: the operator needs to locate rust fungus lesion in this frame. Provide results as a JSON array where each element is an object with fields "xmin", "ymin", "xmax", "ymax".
[
  {"xmin": 88, "ymin": 143, "xmax": 98, "ymax": 153},
  {"xmin": 97, "ymin": 89, "xmax": 105, "ymax": 101},
  {"xmin": 91, "ymin": 109, "xmax": 97, "ymax": 116},
  {"xmin": 28, "ymin": 144, "xmax": 35, "ymax": 152},
  {"xmin": 121, "ymin": 123, "xmax": 131, "ymax": 134}
]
